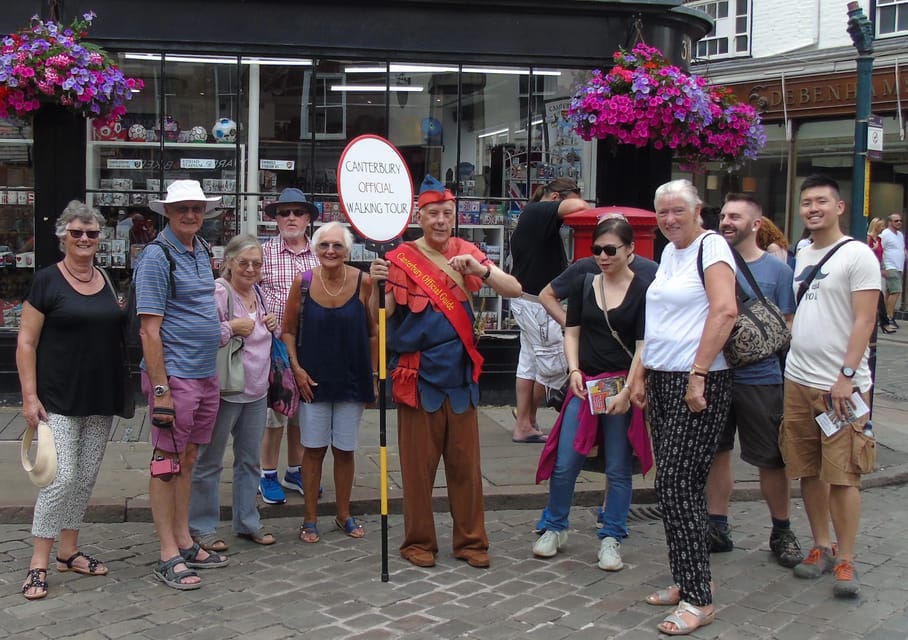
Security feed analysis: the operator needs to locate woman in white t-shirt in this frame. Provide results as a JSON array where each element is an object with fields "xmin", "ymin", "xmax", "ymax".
[{"xmin": 628, "ymin": 179, "xmax": 737, "ymax": 636}]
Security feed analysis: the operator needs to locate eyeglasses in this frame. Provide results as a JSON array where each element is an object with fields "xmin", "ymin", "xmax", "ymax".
[
  {"xmin": 317, "ymin": 241, "xmax": 345, "ymax": 251},
  {"xmin": 234, "ymin": 259, "xmax": 263, "ymax": 270},
  {"xmin": 275, "ymin": 208, "xmax": 310, "ymax": 218},
  {"xmin": 171, "ymin": 204, "xmax": 206, "ymax": 214},
  {"xmin": 66, "ymin": 228, "xmax": 101, "ymax": 239},
  {"xmin": 590, "ymin": 243, "xmax": 625, "ymax": 257}
]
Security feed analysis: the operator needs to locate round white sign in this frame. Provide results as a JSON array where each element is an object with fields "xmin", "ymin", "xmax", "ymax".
[{"xmin": 337, "ymin": 135, "xmax": 413, "ymax": 243}]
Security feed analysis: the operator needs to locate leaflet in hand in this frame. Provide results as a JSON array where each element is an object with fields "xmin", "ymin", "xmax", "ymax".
[
  {"xmin": 586, "ymin": 376, "xmax": 626, "ymax": 415},
  {"xmin": 815, "ymin": 392, "xmax": 869, "ymax": 437}
]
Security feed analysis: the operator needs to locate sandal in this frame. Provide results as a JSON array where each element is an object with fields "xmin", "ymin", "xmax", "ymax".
[
  {"xmin": 22, "ymin": 568, "xmax": 48, "ymax": 600},
  {"xmin": 56, "ymin": 551, "xmax": 108, "ymax": 576},
  {"xmin": 658, "ymin": 601, "xmax": 715, "ymax": 636},
  {"xmin": 153, "ymin": 556, "xmax": 200, "ymax": 591},
  {"xmin": 335, "ymin": 517, "xmax": 365, "ymax": 539},
  {"xmin": 179, "ymin": 542, "xmax": 229, "ymax": 569},
  {"xmin": 646, "ymin": 581, "xmax": 714, "ymax": 607},
  {"xmin": 237, "ymin": 531, "xmax": 276, "ymax": 546},
  {"xmin": 299, "ymin": 521, "xmax": 320, "ymax": 543},
  {"xmin": 193, "ymin": 534, "xmax": 229, "ymax": 553}
]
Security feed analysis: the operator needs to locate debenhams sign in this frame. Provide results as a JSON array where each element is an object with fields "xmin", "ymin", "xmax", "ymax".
[{"xmin": 730, "ymin": 67, "xmax": 907, "ymax": 121}]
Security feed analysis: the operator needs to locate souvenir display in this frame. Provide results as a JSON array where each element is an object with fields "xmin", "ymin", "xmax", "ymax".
[{"xmin": 212, "ymin": 117, "xmax": 237, "ymax": 143}]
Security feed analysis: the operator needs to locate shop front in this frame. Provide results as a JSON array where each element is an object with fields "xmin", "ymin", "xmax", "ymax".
[{"xmin": 0, "ymin": 0, "xmax": 710, "ymax": 402}]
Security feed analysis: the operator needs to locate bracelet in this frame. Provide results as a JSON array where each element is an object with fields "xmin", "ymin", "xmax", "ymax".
[
  {"xmin": 691, "ymin": 363, "xmax": 709, "ymax": 375},
  {"xmin": 689, "ymin": 369, "xmax": 707, "ymax": 378},
  {"xmin": 481, "ymin": 266, "xmax": 492, "ymax": 281},
  {"xmin": 372, "ymin": 371, "xmax": 379, "ymax": 378},
  {"xmin": 568, "ymin": 369, "xmax": 581, "ymax": 377}
]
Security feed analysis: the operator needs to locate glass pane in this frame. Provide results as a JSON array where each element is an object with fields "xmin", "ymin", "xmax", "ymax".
[
  {"xmin": 0, "ymin": 117, "xmax": 34, "ymax": 326},
  {"xmin": 736, "ymin": 35, "xmax": 749, "ymax": 52},
  {"xmin": 736, "ymin": 16, "xmax": 748, "ymax": 33},
  {"xmin": 898, "ymin": 5, "xmax": 908, "ymax": 31},
  {"xmin": 737, "ymin": 0, "xmax": 748, "ymax": 15},
  {"xmin": 879, "ymin": 6, "xmax": 895, "ymax": 33},
  {"xmin": 718, "ymin": 1, "xmax": 729, "ymax": 19},
  {"xmin": 707, "ymin": 3, "xmax": 717, "ymax": 19},
  {"xmin": 719, "ymin": 39, "xmax": 729, "ymax": 54},
  {"xmin": 697, "ymin": 41, "xmax": 708, "ymax": 58}
]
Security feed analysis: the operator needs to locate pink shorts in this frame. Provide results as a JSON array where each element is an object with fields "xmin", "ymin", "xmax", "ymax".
[{"xmin": 141, "ymin": 372, "xmax": 219, "ymax": 453}]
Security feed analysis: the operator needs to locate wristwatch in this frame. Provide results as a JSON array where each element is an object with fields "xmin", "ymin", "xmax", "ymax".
[
  {"xmin": 840, "ymin": 366, "xmax": 856, "ymax": 379},
  {"xmin": 153, "ymin": 384, "xmax": 170, "ymax": 397},
  {"xmin": 481, "ymin": 265, "xmax": 492, "ymax": 281}
]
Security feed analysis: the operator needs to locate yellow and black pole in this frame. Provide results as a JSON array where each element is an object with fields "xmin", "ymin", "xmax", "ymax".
[{"xmin": 377, "ymin": 276, "xmax": 390, "ymax": 582}]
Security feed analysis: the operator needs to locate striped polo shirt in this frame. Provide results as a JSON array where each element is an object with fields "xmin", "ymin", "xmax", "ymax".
[{"xmin": 135, "ymin": 226, "xmax": 220, "ymax": 379}]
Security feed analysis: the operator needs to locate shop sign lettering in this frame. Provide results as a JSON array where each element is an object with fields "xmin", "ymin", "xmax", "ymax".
[
  {"xmin": 106, "ymin": 159, "xmax": 143, "ymax": 169},
  {"xmin": 180, "ymin": 158, "xmax": 216, "ymax": 169},
  {"xmin": 260, "ymin": 159, "xmax": 295, "ymax": 170}
]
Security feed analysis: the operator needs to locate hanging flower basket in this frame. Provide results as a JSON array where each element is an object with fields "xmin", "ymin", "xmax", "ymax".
[
  {"xmin": 568, "ymin": 43, "xmax": 765, "ymax": 170},
  {"xmin": 0, "ymin": 12, "xmax": 143, "ymax": 125}
]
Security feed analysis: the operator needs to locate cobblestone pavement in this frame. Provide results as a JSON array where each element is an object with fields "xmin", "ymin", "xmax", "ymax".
[{"xmin": 1, "ymin": 483, "xmax": 906, "ymax": 640}]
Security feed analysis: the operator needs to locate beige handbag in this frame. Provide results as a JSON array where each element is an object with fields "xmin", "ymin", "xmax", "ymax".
[{"xmin": 21, "ymin": 420, "xmax": 57, "ymax": 488}]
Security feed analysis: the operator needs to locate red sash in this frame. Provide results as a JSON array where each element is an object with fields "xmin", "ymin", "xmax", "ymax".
[{"xmin": 387, "ymin": 243, "xmax": 484, "ymax": 384}]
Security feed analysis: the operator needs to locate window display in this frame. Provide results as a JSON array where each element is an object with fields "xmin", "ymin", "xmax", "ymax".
[{"xmin": 0, "ymin": 118, "xmax": 34, "ymax": 330}]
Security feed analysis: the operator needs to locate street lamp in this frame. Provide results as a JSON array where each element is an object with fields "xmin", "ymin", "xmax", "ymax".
[{"xmin": 847, "ymin": 1, "xmax": 874, "ymax": 238}]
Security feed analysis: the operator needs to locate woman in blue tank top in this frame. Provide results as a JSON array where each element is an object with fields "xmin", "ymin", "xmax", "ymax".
[{"xmin": 282, "ymin": 222, "xmax": 377, "ymax": 543}]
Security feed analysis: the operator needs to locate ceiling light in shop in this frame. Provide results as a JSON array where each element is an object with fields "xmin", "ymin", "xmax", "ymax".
[
  {"xmin": 344, "ymin": 64, "xmax": 560, "ymax": 76},
  {"xmin": 124, "ymin": 53, "xmax": 312, "ymax": 65},
  {"xmin": 331, "ymin": 85, "xmax": 423, "ymax": 92},
  {"xmin": 477, "ymin": 127, "xmax": 509, "ymax": 139}
]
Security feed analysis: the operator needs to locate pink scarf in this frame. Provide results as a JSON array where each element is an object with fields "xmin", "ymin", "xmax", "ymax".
[{"xmin": 536, "ymin": 369, "xmax": 653, "ymax": 484}]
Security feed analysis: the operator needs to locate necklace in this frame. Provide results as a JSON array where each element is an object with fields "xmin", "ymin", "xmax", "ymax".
[
  {"xmin": 318, "ymin": 266, "xmax": 347, "ymax": 297},
  {"xmin": 62, "ymin": 260, "xmax": 95, "ymax": 283}
]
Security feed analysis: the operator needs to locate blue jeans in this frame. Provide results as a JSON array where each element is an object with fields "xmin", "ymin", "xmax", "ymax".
[
  {"xmin": 190, "ymin": 396, "xmax": 267, "ymax": 537},
  {"xmin": 542, "ymin": 396, "xmax": 633, "ymax": 540}
]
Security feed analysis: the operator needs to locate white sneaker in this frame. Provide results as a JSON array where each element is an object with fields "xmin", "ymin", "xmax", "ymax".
[
  {"xmin": 533, "ymin": 530, "xmax": 568, "ymax": 558},
  {"xmin": 598, "ymin": 536, "xmax": 623, "ymax": 571}
]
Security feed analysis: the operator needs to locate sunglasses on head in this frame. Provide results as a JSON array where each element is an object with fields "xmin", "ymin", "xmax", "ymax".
[
  {"xmin": 590, "ymin": 243, "xmax": 625, "ymax": 257},
  {"xmin": 66, "ymin": 228, "xmax": 101, "ymax": 239},
  {"xmin": 275, "ymin": 208, "xmax": 310, "ymax": 218}
]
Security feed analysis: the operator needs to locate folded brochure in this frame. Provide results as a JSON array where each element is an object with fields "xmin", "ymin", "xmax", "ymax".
[
  {"xmin": 815, "ymin": 392, "xmax": 869, "ymax": 437},
  {"xmin": 586, "ymin": 375, "xmax": 626, "ymax": 414}
]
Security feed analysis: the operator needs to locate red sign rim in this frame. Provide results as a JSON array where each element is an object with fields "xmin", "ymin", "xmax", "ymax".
[{"xmin": 336, "ymin": 134, "xmax": 414, "ymax": 243}]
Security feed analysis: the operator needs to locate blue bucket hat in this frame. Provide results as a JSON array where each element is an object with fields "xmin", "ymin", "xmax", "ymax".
[{"xmin": 264, "ymin": 187, "xmax": 320, "ymax": 219}]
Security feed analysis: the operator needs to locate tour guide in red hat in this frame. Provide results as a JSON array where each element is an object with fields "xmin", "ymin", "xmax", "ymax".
[{"xmin": 369, "ymin": 175, "xmax": 521, "ymax": 569}]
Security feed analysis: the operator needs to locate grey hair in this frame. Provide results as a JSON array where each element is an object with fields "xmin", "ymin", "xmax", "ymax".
[
  {"xmin": 654, "ymin": 179, "xmax": 702, "ymax": 212},
  {"xmin": 311, "ymin": 221, "xmax": 354, "ymax": 254},
  {"xmin": 221, "ymin": 233, "xmax": 263, "ymax": 279},
  {"xmin": 54, "ymin": 200, "xmax": 105, "ymax": 240}
]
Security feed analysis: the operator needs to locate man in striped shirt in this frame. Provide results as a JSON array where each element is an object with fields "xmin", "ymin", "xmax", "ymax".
[{"xmin": 258, "ymin": 188, "xmax": 321, "ymax": 504}]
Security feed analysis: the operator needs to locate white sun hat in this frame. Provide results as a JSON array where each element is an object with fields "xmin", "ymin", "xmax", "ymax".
[
  {"xmin": 21, "ymin": 420, "xmax": 57, "ymax": 488},
  {"xmin": 149, "ymin": 180, "xmax": 222, "ymax": 218}
]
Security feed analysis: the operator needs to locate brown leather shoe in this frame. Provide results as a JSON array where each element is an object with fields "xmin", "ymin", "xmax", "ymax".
[
  {"xmin": 456, "ymin": 552, "xmax": 490, "ymax": 568},
  {"xmin": 401, "ymin": 549, "xmax": 436, "ymax": 567}
]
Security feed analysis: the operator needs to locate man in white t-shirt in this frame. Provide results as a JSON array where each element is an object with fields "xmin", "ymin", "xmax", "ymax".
[
  {"xmin": 781, "ymin": 175, "xmax": 879, "ymax": 599},
  {"xmin": 879, "ymin": 212, "xmax": 906, "ymax": 325}
]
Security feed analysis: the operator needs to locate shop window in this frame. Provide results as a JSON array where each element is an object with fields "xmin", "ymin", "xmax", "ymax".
[
  {"xmin": 0, "ymin": 118, "xmax": 34, "ymax": 330},
  {"xmin": 686, "ymin": 0, "xmax": 751, "ymax": 60},
  {"xmin": 877, "ymin": 0, "xmax": 908, "ymax": 36},
  {"xmin": 301, "ymin": 73, "xmax": 347, "ymax": 140}
]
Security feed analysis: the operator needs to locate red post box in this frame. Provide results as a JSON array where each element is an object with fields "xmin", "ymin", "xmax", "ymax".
[{"xmin": 563, "ymin": 206, "xmax": 658, "ymax": 261}]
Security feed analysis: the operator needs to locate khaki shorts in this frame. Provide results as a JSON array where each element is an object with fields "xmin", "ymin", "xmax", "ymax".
[{"xmin": 779, "ymin": 379, "xmax": 876, "ymax": 487}]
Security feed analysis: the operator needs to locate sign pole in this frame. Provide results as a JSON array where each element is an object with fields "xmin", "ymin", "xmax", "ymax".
[{"xmin": 336, "ymin": 135, "xmax": 413, "ymax": 583}]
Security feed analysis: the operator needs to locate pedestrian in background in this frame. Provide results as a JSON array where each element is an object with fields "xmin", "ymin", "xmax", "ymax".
[
  {"xmin": 880, "ymin": 212, "xmax": 906, "ymax": 328},
  {"xmin": 629, "ymin": 179, "xmax": 737, "ymax": 635},
  {"xmin": 17, "ymin": 201, "xmax": 127, "ymax": 599},
  {"xmin": 189, "ymin": 234, "xmax": 279, "ymax": 549}
]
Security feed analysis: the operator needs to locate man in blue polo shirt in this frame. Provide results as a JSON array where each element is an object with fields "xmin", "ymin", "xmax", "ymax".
[
  {"xmin": 705, "ymin": 193, "xmax": 803, "ymax": 569},
  {"xmin": 136, "ymin": 180, "xmax": 228, "ymax": 590}
]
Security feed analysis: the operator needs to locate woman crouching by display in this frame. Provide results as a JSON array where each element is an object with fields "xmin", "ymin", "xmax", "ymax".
[
  {"xmin": 532, "ymin": 216, "xmax": 648, "ymax": 572},
  {"xmin": 283, "ymin": 221, "xmax": 377, "ymax": 544},
  {"xmin": 628, "ymin": 179, "xmax": 737, "ymax": 636},
  {"xmin": 16, "ymin": 201, "xmax": 128, "ymax": 600},
  {"xmin": 189, "ymin": 234, "xmax": 279, "ymax": 549}
]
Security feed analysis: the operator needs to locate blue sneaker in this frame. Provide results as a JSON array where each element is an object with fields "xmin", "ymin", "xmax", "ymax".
[
  {"xmin": 258, "ymin": 473, "xmax": 286, "ymax": 505},
  {"xmin": 279, "ymin": 469, "xmax": 324, "ymax": 498},
  {"xmin": 280, "ymin": 469, "xmax": 304, "ymax": 496}
]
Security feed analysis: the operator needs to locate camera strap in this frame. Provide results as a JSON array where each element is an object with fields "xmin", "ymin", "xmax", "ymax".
[{"xmin": 150, "ymin": 421, "xmax": 179, "ymax": 459}]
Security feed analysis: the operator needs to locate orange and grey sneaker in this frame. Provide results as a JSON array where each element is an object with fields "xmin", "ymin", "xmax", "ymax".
[
  {"xmin": 793, "ymin": 545, "xmax": 836, "ymax": 579},
  {"xmin": 833, "ymin": 560, "xmax": 860, "ymax": 598}
]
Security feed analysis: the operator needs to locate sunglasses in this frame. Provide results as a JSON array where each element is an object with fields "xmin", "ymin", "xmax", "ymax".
[
  {"xmin": 66, "ymin": 228, "xmax": 101, "ymax": 239},
  {"xmin": 275, "ymin": 208, "xmax": 310, "ymax": 218},
  {"xmin": 590, "ymin": 243, "xmax": 625, "ymax": 257},
  {"xmin": 317, "ymin": 241, "xmax": 345, "ymax": 251}
]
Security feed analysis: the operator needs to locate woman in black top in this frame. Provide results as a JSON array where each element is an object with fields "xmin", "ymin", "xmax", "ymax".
[
  {"xmin": 17, "ymin": 201, "xmax": 127, "ymax": 600},
  {"xmin": 532, "ymin": 217, "xmax": 645, "ymax": 572}
]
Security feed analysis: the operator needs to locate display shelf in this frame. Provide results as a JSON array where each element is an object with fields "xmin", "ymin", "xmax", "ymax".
[{"xmin": 0, "ymin": 138, "xmax": 35, "ymax": 330}]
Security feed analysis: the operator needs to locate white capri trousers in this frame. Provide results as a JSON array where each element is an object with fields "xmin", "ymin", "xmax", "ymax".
[
  {"xmin": 299, "ymin": 401, "xmax": 364, "ymax": 451},
  {"xmin": 31, "ymin": 413, "xmax": 112, "ymax": 538}
]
